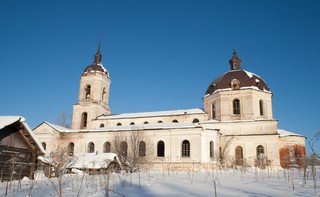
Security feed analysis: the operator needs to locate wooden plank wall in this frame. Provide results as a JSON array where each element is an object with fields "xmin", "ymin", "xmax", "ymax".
[{"xmin": 0, "ymin": 145, "xmax": 34, "ymax": 182}]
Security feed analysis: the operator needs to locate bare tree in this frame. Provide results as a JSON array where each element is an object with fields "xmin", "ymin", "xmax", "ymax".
[
  {"xmin": 45, "ymin": 145, "xmax": 76, "ymax": 197},
  {"xmin": 219, "ymin": 136, "xmax": 235, "ymax": 168},
  {"xmin": 309, "ymin": 130, "xmax": 320, "ymax": 159},
  {"xmin": 112, "ymin": 131, "xmax": 153, "ymax": 173},
  {"xmin": 55, "ymin": 111, "xmax": 70, "ymax": 128}
]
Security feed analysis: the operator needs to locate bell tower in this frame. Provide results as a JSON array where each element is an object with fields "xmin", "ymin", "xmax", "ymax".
[{"xmin": 71, "ymin": 37, "xmax": 111, "ymax": 129}]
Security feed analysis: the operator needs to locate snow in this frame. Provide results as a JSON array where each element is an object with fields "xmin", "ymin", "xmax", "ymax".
[
  {"xmin": 97, "ymin": 108, "xmax": 204, "ymax": 120},
  {"xmin": 0, "ymin": 116, "xmax": 22, "ymax": 130},
  {"xmin": 278, "ymin": 129, "xmax": 304, "ymax": 137},
  {"xmin": 69, "ymin": 153, "xmax": 117, "ymax": 169},
  {"xmin": 0, "ymin": 116, "xmax": 45, "ymax": 154},
  {"xmin": 1, "ymin": 168, "xmax": 319, "ymax": 197}
]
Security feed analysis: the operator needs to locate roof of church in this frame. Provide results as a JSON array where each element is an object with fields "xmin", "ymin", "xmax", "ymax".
[
  {"xmin": 97, "ymin": 108, "xmax": 205, "ymax": 119},
  {"xmin": 278, "ymin": 129, "xmax": 305, "ymax": 137},
  {"xmin": 205, "ymin": 50, "xmax": 270, "ymax": 95},
  {"xmin": 82, "ymin": 36, "xmax": 109, "ymax": 76}
]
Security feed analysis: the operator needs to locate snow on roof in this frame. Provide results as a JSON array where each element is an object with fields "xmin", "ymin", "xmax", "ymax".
[
  {"xmin": 0, "ymin": 116, "xmax": 23, "ymax": 130},
  {"xmin": 45, "ymin": 122, "xmax": 73, "ymax": 132},
  {"xmin": 278, "ymin": 129, "xmax": 305, "ymax": 137},
  {"xmin": 57, "ymin": 122, "xmax": 201, "ymax": 133},
  {"xmin": 68, "ymin": 153, "xmax": 117, "ymax": 169},
  {"xmin": 97, "ymin": 108, "xmax": 204, "ymax": 120},
  {"xmin": 0, "ymin": 116, "xmax": 45, "ymax": 154}
]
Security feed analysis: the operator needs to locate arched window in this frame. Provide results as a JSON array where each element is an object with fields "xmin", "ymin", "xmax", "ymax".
[
  {"xmin": 233, "ymin": 99, "xmax": 240, "ymax": 115},
  {"xmin": 256, "ymin": 145, "xmax": 264, "ymax": 159},
  {"xmin": 120, "ymin": 141, "xmax": 128, "ymax": 157},
  {"xmin": 88, "ymin": 142, "xmax": 95, "ymax": 153},
  {"xmin": 235, "ymin": 146, "xmax": 243, "ymax": 165},
  {"xmin": 210, "ymin": 141, "xmax": 214, "ymax": 158},
  {"xmin": 85, "ymin": 85, "xmax": 91, "ymax": 99},
  {"xmin": 130, "ymin": 122, "xmax": 135, "ymax": 125},
  {"xmin": 68, "ymin": 142, "xmax": 74, "ymax": 156},
  {"xmin": 144, "ymin": 121, "xmax": 149, "ymax": 124},
  {"xmin": 259, "ymin": 100, "xmax": 264, "ymax": 116},
  {"xmin": 172, "ymin": 119, "xmax": 178, "ymax": 123},
  {"xmin": 103, "ymin": 142, "xmax": 111, "ymax": 153},
  {"xmin": 139, "ymin": 141, "xmax": 146, "ymax": 157},
  {"xmin": 117, "ymin": 123, "xmax": 122, "ymax": 126},
  {"xmin": 81, "ymin": 112, "xmax": 88, "ymax": 129},
  {"xmin": 182, "ymin": 140, "xmax": 190, "ymax": 157},
  {"xmin": 192, "ymin": 118, "xmax": 199, "ymax": 123},
  {"xmin": 158, "ymin": 120, "xmax": 163, "ymax": 123},
  {"xmin": 102, "ymin": 87, "xmax": 106, "ymax": 102},
  {"xmin": 41, "ymin": 142, "xmax": 46, "ymax": 150},
  {"xmin": 212, "ymin": 104, "xmax": 216, "ymax": 119},
  {"xmin": 157, "ymin": 141, "xmax": 165, "ymax": 157},
  {"xmin": 100, "ymin": 123, "xmax": 105, "ymax": 128}
]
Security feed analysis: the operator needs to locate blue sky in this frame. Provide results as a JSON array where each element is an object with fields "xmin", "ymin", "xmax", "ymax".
[{"xmin": 1, "ymin": 0, "xmax": 319, "ymax": 153}]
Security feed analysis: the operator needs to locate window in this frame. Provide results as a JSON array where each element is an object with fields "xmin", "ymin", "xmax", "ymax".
[
  {"xmin": 41, "ymin": 142, "xmax": 46, "ymax": 150},
  {"xmin": 103, "ymin": 142, "xmax": 111, "ymax": 153},
  {"xmin": 130, "ymin": 122, "xmax": 135, "ymax": 125},
  {"xmin": 212, "ymin": 104, "xmax": 216, "ymax": 119},
  {"xmin": 210, "ymin": 141, "xmax": 214, "ymax": 158},
  {"xmin": 235, "ymin": 146, "xmax": 243, "ymax": 165},
  {"xmin": 120, "ymin": 141, "xmax": 128, "ymax": 157},
  {"xmin": 85, "ymin": 85, "xmax": 91, "ymax": 99},
  {"xmin": 102, "ymin": 87, "xmax": 106, "ymax": 101},
  {"xmin": 139, "ymin": 141, "xmax": 146, "ymax": 157},
  {"xmin": 259, "ymin": 100, "xmax": 264, "ymax": 116},
  {"xmin": 68, "ymin": 142, "xmax": 74, "ymax": 156},
  {"xmin": 172, "ymin": 119, "xmax": 178, "ymax": 123},
  {"xmin": 231, "ymin": 79, "xmax": 240, "ymax": 90},
  {"xmin": 117, "ymin": 123, "xmax": 122, "ymax": 126},
  {"xmin": 182, "ymin": 140, "xmax": 190, "ymax": 157},
  {"xmin": 233, "ymin": 99, "xmax": 240, "ymax": 115},
  {"xmin": 256, "ymin": 145, "xmax": 264, "ymax": 159},
  {"xmin": 88, "ymin": 142, "xmax": 95, "ymax": 153},
  {"xmin": 192, "ymin": 118, "xmax": 199, "ymax": 123},
  {"xmin": 144, "ymin": 121, "xmax": 149, "ymax": 124},
  {"xmin": 158, "ymin": 120, "xmax": 163, "ymax": 123},
  {"xmin": 81, "ymin": 112, "xmax": 88, "ymax": 129},
  {"xmin": 100, "ymin": 123, "xmax": 105, "ymax": 128},
  {"xmin": 157, "ymin": 141, "xmax": 165, "ymax": 157}
]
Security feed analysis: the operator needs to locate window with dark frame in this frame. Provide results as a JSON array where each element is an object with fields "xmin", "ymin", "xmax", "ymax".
[
  {"xmin": 210, "ymin": 141, "xmax": 214, "ymax": 158},
  {"xmin": 182, "ymin": 140, "xmax": 190, "ymax": 157},
  {"xmin": 88, "ymin": 142, "xmax": 95, "ymax": 153},
  {"xmin": 233, "ymin": 99, "xmax": 240, "ymax": 115},
  {"xmin": 68, "ymin": 142, "xmax": 74, "ymax": 156},
  {"xmin": 157, "ymin": 141, "xmax": 165, "ymax": 157},
  {"xmin": 235, "ymin": 146, "xmax": 243, "ymax": 165},
  {"xmin": 212, "ymin": 104, "xmax": 216, "ymax": 119},
  {"xmin": 120, "ymin": 141, "xmax": 128, "ymax": 157},
  {"xmin": 139, "ymin": 141, "xmax": 146, "ymax": 157},
  {"xmin": 256, "ymin": 145, "xmax": 264, "ymax": 158},
  {"xmin": 259, "ymin": 100, "xmax": 264, "ymax": 116},
  {"xmin": 103, "ymin": 142, "xmax": 111, "ymax": 153}
]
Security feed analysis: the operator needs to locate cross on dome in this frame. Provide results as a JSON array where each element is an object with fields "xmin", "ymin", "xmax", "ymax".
[{"xmin": 229, "ymin": 49, "xmax": 241, "ymax": 70}]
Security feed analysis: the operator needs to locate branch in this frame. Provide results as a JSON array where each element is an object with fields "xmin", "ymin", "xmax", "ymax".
[{"xmin": 308, "ymin": 141, "xmax": 320, "ymax": 159}]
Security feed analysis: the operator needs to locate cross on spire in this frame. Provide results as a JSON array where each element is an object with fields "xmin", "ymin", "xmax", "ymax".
[
  {"xmin": 229, "ymin": 49, "xmax": 241, "ymax": 70},
  {"xmin": 94, "ymin": 33, "xmax": 102, "ymax": 64}
]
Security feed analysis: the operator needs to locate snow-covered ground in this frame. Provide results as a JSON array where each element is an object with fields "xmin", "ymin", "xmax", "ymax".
[{"xmin": 1, "ymin": 168, "xmax": 319, "ymax": 197}]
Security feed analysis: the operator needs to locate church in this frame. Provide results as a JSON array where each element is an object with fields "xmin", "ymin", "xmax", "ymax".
[{"xmin": 33, "ymin": 42, "xmax": 306, "ymax": 170}]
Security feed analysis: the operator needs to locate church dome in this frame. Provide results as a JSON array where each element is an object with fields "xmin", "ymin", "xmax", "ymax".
[
  {"xmin": 205, "ymin": 50, "xmax": 270, "ymax": 95},
  {"xmin": 82, "ymin": 38, "xmax": 109, "ymax": 76}
]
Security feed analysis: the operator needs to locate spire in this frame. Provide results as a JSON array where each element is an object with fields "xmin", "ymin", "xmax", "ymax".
[
  {"xmin": 229, "ymin": 49, "xmax": 241, "ymax": 70},
  {"xmin": 94, "ymin": 33, "xmax": 102, "ymax": 64}
]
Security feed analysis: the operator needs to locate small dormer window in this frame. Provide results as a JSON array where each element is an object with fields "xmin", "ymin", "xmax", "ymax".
[
  {"xmin": 85, "ymin": 85, "xmax": 91, "ymax": 99},
  {"xmin": 230, "ymin": 79, "xmax": 240, "ymax": 90}
]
